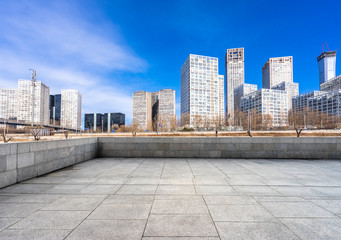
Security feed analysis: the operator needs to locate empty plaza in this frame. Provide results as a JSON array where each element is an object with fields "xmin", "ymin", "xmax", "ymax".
[{"xmin": 0, "ymin": 158, "xmax": 341, "ymax": 239}]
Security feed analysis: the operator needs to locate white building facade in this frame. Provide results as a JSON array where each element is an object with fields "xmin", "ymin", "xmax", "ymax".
[
  {"xmin": 262, "ymin": 56, "xmax": 293, "ymax": 89},
  {"xmin": 234, "ymin": 83, "xmax": 257, "ymax": 113},
  {"xmin": 181, "ymin": 54, "xmax": 224, "ymax": 126},
  {"xmin": 61, "ymin": 89, "xmax": 82, "ymax": 130},
  {"xmin": 225, "ymin": 48, "xmax": 244, "ymax": 124},
  {"xmin": 0, "ymin": 88, "xmax": 18, "ymax": 120},
  {"xmin": 272, "ymin": 81, "xmax": 299, "ymax": 111},
  {"xmin": 241, "ymin": 89, "xmax": 288, "ymax": 127},
  {"xmin": 17, "ymin": 79, "xmax": 50, "ymax": 125},
  {"xmin": 133, "ymin": 91, "xmax": 152, "ymax": 130},
  {"xmin": 156, "ymin": 89, "xmax": 176, "ymax": 130}
]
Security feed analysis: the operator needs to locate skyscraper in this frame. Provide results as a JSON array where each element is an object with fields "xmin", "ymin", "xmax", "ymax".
[
  {"xmin": 181, "ymin": 54, "xmax": 224, "ymax": 127},
  {"xmin": 61, "ymin": 89, "xmax": 82, "ymax": 129},
  {"xmin": 17, "ymin": 79, "xmax": 50, "ymax": 125},
  {"xmin": 49, "ymin": 94, "xmax": 61, "ymax": 125},
  {"xmin": 225, "ymin": 48, "xmax": 244, "ymax": 125},
  {"xmin": 262, "ymin": 56, "xmax": 293, "ymax": 89},
  {"xmin": 317, "ymin": 51, "xmax": 337, "ymax": 85},
  {"xmin": 0, "ymin": 88, "xmax": 18, "ymax": 121},
  {"xmin": 152, "ymin": 89, "xmax": 176, "ymax": 131},
  {"xmin": 133, "ymin": 91, "xmax": 152, "ymax": 131}
]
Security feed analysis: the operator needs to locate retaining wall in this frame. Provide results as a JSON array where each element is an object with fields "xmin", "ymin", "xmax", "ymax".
[
  {"xmin": 98, "ymin": 137, "xmax": 341, "ymax": 159},
  {"xmin": 0, "ymin": 138, "xmax": 97, "ymax": 188}
]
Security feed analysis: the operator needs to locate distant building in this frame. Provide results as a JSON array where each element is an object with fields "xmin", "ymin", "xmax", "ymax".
[
  {"xmin": 104, "ymin": 113, "xmax": 125, "ymax": 132},
  {"xmin": 272, "ymin": 82, "xmax": 299, "ymax": 111},
  {"xmin": 317, "ymin": 51, "xmax": 337, "ymax": 85},
  {"xmin": 61, "ymin": 89, "xmax": 82, "ymax": 130},
  {"xmin": 49, "ymin": 94, "xmax": 61, "ymax": 125},
  {"xmin": 234, "ymin": 83, "xmax": 257, "ymax": 113},
  {"xmin": 17, "ymin": 79, "xmax": 50, "ymax": 125},
  {"xmin": 241, "ymin": 89, "xmax": 288, "ymax": 127},
  {"xmin": 181, "ymin": 54, "xmax": 224, "ymax": 127},
  {"xmin": 292, "ymin": 91, "xmax": 326, "ymax": 112},
  {"xmin": 0, "ymin": 88, "xmax": 17, "ymax": 121},
  {"xmin": 133, "ymin": 91, "xmax": 152, "ymax": 131},
  {"xmin": 262, "ymin": 56, "xmax": 293, "ymax": 89},
  {"xmin": 225, "ymin": 48, "xmax": 244, "ymax": 124},
  {"xmin": 152, "ymin": 89, "xmax": 176, "ymax": 131},
  {"xmin": 320, "ymin": 75, "xmax": 341, "ymax": 92}
]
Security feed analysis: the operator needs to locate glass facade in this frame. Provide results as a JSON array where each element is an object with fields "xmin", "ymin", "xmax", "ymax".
[{"xmin": 49, "ymin": 94, "xmax": 61, "ymax": 125}]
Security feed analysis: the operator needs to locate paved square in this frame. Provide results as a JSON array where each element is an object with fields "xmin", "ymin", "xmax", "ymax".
[{"xmin": 0, "ymin": 158, "xmax": 341, "ymax": 239}]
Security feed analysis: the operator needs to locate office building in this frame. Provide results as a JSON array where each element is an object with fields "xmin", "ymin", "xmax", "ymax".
[
  {"xmin": 272, "ymin": 82, "xmax": 299, "ymax": 111},
  {"xmin": 49, "ymin": 94, "xmax": 61, "ymax": 125},
  {"xmin": 234, "ymin": 83, "xmax": 257, "ymax": 113},
  {"xmin": 152, "ymin": 89, "xmax": 176, "ymax": 131},
  {"xmin": 240, "ymin": 89, "xmax": 288, "ymax": 127},
  {"xmin": 84, "ymin": 112, "xmax": 125, "ymax": 133},
  {"xmin": 181, "ymin": 54, "xmax": 224, "ymax": 126},
  {"xmin": 262, "ymin": 56, "xmax": 293, "ymax": 89},
  {"xmin": 17, "ymin": 79, "xmax": 50, "ymax": 125},
  {"xmin": 225, "ymin": 48, "xmax": 244, "ymax": 124},
  {"xmin": 104, "ymin": 113, "xmax": 125, "ymax": 132},
  {"xmin": 292, "ymin": 91, "xmax": 326, "ymax": 112},
  {"xmin": 0, "ymin": 88, "xmax": 18, "ymax": 121},
  {"xmin": 317, "ymin": 51, "xmax": 337, "ymax": 85},
  {"xmin": 61, "ymin": 89, "xmax": 82, "ymax": 130},
  {"xmin": 133, "ymin": 91, "xmax": 152, "ymax": 130},
  {"xmin": 320, "ymin": 75, "xmax": 341, "ymax": 92}
]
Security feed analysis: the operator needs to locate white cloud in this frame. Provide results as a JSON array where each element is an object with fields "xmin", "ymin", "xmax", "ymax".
[{"xmin": 0, "ymin": 0, "xmax": 147, "ymax": 123}]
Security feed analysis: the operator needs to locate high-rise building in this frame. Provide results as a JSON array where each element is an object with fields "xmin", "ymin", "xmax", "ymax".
[
  {"xmin": 262, "ymin": 56, "xmax": 293, "ymax": 89},
  {"xmin": 49, "ymin": 94, "xmax": 61, "ymax": 125},
  {"xmin": 0, "ymin": 88, "xmax": 18, "ymax": 121},
  {"xmin": 225, "ymin": 48, "xmax": 245, "ymax": 125},
  {"xmin": 241, "ymin": 89, "xmax": 288, "ymax": 127},
  {"xmin": 320, "ymin": 75, "xmax": 341, "ymax": 92},
  {"xmin": 17, "ymin": 79, "xmax": 50, "ymax": 125},
  {"xmin": 234, "ymin": 83, "xmax": 257, "ymax": 113},
  {"xmin": 317, "ymin": 51, "xmax": 337, "ymax": 85},
  {"xmin": 181, "ymin": 54, "xmax": 224, "ymax": 126},
  {"xmin": 272, "ymin": 82, "xmax": 299, "ymax": 111},
  {"xmin": 61, "ymin": 89, "xmax": 82, "ymax": 129},
  {"xmin": 152, "ymin": 89, "xmax": 176, "ymax": 131},
  {"xmin": 133, "ymin": 91, "xmax": 152, "ymax": 130}
]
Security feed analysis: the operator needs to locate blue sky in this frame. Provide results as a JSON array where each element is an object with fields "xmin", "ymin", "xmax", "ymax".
[{"xmin": 0, "ymin": 0, "xmax": 340, "ymax": 123}]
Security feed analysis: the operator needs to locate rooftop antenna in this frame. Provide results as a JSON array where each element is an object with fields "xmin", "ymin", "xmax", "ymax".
[{"xmin": 29, "ymin": 69, "xmax": 37, "ymax": 127}]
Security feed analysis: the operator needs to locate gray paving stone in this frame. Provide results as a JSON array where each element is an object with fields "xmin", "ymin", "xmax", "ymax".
[
  {"xmin": 0, "ymin": 229, "xmax": 71, "ymax": 240},
  {"xmin": 159, "ymin": 178, "xmax": 193, "ymax": 185},
  {"xmin": 156, "ymin": 185, "xmax": 196, "ymax": 195},
  {"xmin": 142, "ymin": 238, "xmax": 220, "ymax": 240},
  {"xmin": 63, "ymin": 178, "xmax": 97, "ymax": 184},
  {"xmin": 116, "ymin": 185, "xmax": 157, "ymax": 195},
  {"xmin": 0, "ymin": 203, "xmax": 45, "ymax": 217},
  {"xmin": 42, "ymin": 197, "xmax": 104, "ymax": 210},
  {"xmin": 144, "ymin": 214, "xmax": 218, "ymax": 237},
  {"xmin": 0, "ymin": 184, "xmax": 55, "ymax": 194},
  {"xmin": 88, "ymin": 203, "xmax": 151, "ymax": 220},
  {"xmin": 151, "ymin": 198, "xmax": 208, "ymax": 214},
  {"xmin": 10, "ymin": 210, "xmax": 90, "ymax": 229},
  {"xmin": 253, "ymin": 196, "xmax": 306, "ymax": 202},
  {"xmin": 0, "ymin": 218, "xmax": 21, "ymax": 231},
  {"xmin": 234, "ymin": 186, "xmax": 281, "ymax": 196},
  {"xmin": 0, "ymin": 194, "xmax": 60, "ymax": 203},
  {"xmin": 195, "ymin": 185, "xmax": 237, "ymax": 195},
  {"xmin": 103, "ymin": 194, "xmax": 154, "ymax": 204},
  {"xmin": 125, "ymin": 177, "xmax": 160, "ymax": 185},
  {"xmin": 215, "ymin": 222, "xmax": 299, "ymax": 240},
  {"xmin": 79, "ymin": 184, "xmax": 121, "ymax": 194},
  {"xmin": 281, "ymin": 218, "xmax": 341, "ymax": 240},
  {"xmin": 261, "ymin": 201, "xmax": 336, "ymax": 217},
  {"xmin": 43, "ymin": 184, "xmax": 87, "ymax": 194},
  {"xmin": 65, "ymin": 220, "xmax": 146, "ymax": 240},
  {"xmin": 207, "ymin": 204, "xmax": 276, "ymax": 222},
  {"xmin": 203, "ymin": 195, "xmax": 257, "ymax": 205},
  {"xmin": 311, "ymin": 200, "xmax": 341, "ymax": 215},
  {"xmin": 193, "ymin": 178, "xmax": 229, "ymax": 185},
  {"xmin": 92, "ymin": 177, "xmax": 128, "ymax": 184}
]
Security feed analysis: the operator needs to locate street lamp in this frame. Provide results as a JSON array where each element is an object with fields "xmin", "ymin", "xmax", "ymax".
[{"xmin": 29, "ymin": 69, "xmax": 37, "ymax": 127}]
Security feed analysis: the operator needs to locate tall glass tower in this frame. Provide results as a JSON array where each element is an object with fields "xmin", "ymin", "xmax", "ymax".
[{"xmin": 317, "ymin": 51, "xmax": 336, "ymax": 85}]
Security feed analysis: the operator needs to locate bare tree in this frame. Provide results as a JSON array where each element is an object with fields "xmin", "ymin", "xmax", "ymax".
[
  {"xmin": 1, "ymin": 131, "xmax": 11, "ymax": 143},
  {"xmin": 247, "ymin": 130, "xmax": 252, "ymax": 137},
  {"xmin": 31, "ymin": 128, "xmax": 41, "ymax": 141},
  {"xmin": 64, "ymin": 130, "xmax": 69, "ymax": 139}
]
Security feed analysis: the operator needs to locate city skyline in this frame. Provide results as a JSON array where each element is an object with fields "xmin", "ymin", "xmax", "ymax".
[{"xmin": 0, "ymin": 0, "xmax": 340, "ymax": 123}]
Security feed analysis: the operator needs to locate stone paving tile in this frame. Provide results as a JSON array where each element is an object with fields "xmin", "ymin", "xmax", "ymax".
[
  {"xmin": 215, "ymin": 222, "xmax": 299, "ymax": 240},
  {"xmin": 193, "ymin": 178, "xmax": 229, "ymax": 185},
  {"xmin": 151, "ymin": 198, "xmax": 208, "ymax": 214},
  {"xmin": 116, "ymin": 185, "xmax": 157, "ymax": 195},
  {"xmin": 92, "ymin": 177, "xmax": 128, "ymax": 185},
  {"xmin": 142, "ymin": 238, "xmax": 220, "ymax": 240},
  {"xmin": 103, "ymin": 194, "xmax": 154, "ymax": 204},
  {"xmin": 88, "ymin": 203, "xmax": 151, "ymax": 220},
  {"xmin": 207, "ymin": 204, "xmax": 276, "ymax": 222},
  {"xmin": 79, "ymin": 184, "xmax": 121, "ymax": 194},
  {"xmin": 0, "ymin": 194, "xmax": 61, "ymax": 203},
  {"xmin": 23, "ymin": 177, "xmax": 70, "ymax": 184},
  {"xmin": 159, "ymin": 178, "xmax": 193, "ymax": 185},
  {"xmin": 42, "ymin": 197, "xmax": 104, "ymax": 211},
  {"xmin": 203, "ymin": 195, "xmax": 257, "ymax": 205},
  {"xmin": 195, "ymin": 185, "xmax": 237, "ymax": 195},
  {"xmin": 0, "ymin": 218, "xmax": 21, "ymax": 231},
  {"xmin": 310, "ymin": 199, "xmax": 341, "ymax": 215},
  {"xmin": 261, "ymin": 201, "xmax": 336, "ymax": 218},
  {"xmin": 156, "ymin": 185, "xmax": 196, "ymax": 195},
  {"xmin": 0, "ymin": 184, "xmax": 56, "ymax": 194},
  {"xmin": 125, "ymin": 178, "xmax": 160, "ymax": 185},
  {"xmin": 280, "ymin": 218, "xmax": 341, "ymax": 240},
  {"xmin": 63, "ymin": 178, "xmax": 97, "ymax": 185},
  {"xmin": 271, "ymin": 186, "xmax": 325, "ymax": 197},
  {"xmin": 144, "ymin": 214, "xmax": 218, "ymax": 237},
  {"xmin": 65, "ymin": 219, "xmax": 146, "ymax": 240},
  {"xmin": 253, "ymin": 196, "xmax": 306, "ymax": 202},
  {"xmin": 0, "ymin": 229, "xmax": 71, "ymax": 240},
  {"xmin": 9, "ymin": 211, "xmax": 90, "ymax": 229},
  {"xmin": 0, "ymin": 203, "xmax": 46, "ymax": 217},
  {"xmin": 43, "ymin": 184, "xmax": 88, "ymax": 194},
  {"xmin": 234, "ymin": 186, "xmax": 281, "ymax": 196}
]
